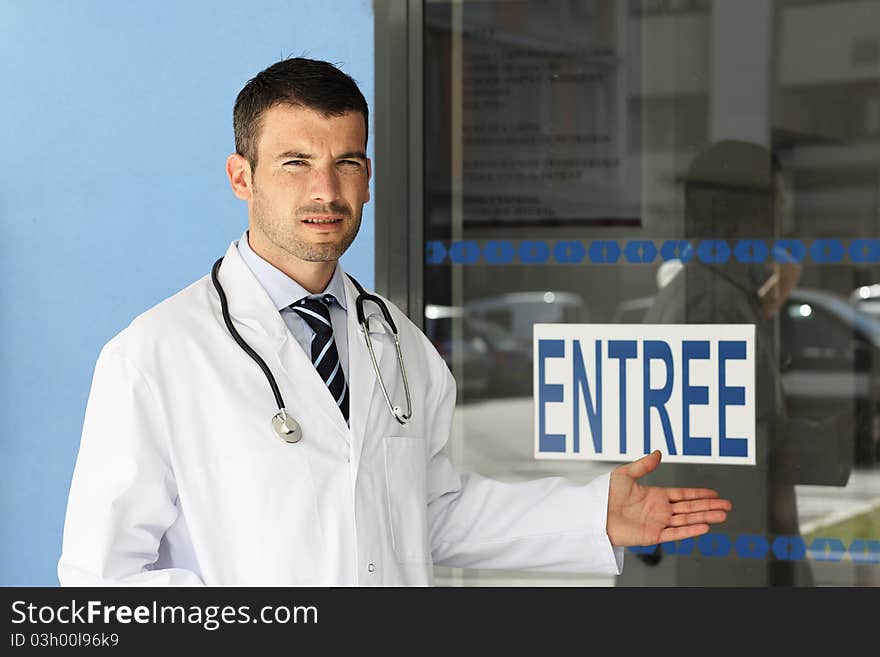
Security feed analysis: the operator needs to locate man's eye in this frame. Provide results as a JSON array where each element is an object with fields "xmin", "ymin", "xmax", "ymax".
[
  {"xmin": 339, "ymin": 160, "xmax": 361, "ymax": 167},
  {"xmin": 284, "ymin": 160, "xmax": 307, "ymax": 166}
]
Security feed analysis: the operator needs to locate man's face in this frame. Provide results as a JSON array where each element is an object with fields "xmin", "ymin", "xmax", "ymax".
[{"xmin": 246, "ymin": 104, "xmax": 370, "ymax": 263}]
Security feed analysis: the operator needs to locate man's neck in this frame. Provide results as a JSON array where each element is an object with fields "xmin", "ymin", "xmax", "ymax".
[{"xmin": 247, "ymin": 231, "xmax": 337, "ymax": 294}]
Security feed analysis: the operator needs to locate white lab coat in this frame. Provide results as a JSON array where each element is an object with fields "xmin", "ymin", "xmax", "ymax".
[{"xmin": 58, "ymin": 241, "xmax": 623, "ymax": 586}]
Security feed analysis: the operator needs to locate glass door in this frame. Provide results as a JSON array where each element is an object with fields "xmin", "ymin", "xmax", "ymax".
[{"xmin": 422, "ymin": 0, "xmax": 880, "ymax": 586}]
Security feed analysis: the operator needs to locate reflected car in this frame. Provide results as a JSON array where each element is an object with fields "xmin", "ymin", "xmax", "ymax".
[
  {"xmin": 466, "ymin": 315, "xmax": 532, "ymax": 397},
  {"xmin": 779, "ymin": 288, "xmax": 880, "ymax": 466},
  {"xmin": 424, "ymin": 304, "xmax": 491, "ymax": 398},
  {"xmin": 850, "ymin": 283, "xmax": 880, "ymax": 319},
  {"xmin": 423, "ymin": 305, "xmax": 532, "ymax": 399},
  {"xmin": 611, "ymin": 287, "xmax": 880, "ymax": 465},
  {"xmin": 464, "ymin": 291, "xmax": 588, "ymax": 344}
]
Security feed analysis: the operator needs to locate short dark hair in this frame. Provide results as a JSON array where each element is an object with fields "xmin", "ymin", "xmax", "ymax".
[{"xmin": 233, "ymin": 57, "xmax": 369, "ymax": 169}]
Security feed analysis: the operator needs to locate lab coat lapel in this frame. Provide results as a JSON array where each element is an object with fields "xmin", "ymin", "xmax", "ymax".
[
  {"xmin": 216, "ymin": 242, "xmax": 349, "ymax": 440},
  {"xmin": 216, "ymin": 241, "xmax": 289, "ymax": 342},
  {"xmin": 344, "ymin": 272, "xmax": 384, "ymax": 476}
]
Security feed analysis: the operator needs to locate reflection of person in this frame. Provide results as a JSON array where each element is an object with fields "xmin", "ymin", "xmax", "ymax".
[
  {"xmin": 632, "ymin": 140, "xmax": 815, "ymax": 586},
  {"xmin": 58, "ymin": 58, "xmax": 730, "ymax": 586}
]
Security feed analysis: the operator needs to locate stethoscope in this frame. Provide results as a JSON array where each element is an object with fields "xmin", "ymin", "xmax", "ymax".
[{"xmin": 211, "ymin": 257, "xmax": 413, "ymax": 444}]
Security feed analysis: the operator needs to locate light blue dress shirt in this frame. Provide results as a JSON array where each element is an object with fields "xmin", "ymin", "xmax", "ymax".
[{"xmin": 236, "ymin": 230, "xmax": 349, "ymax": 381}]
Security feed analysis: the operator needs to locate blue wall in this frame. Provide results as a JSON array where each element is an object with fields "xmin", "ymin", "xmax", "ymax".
[{"xmin": 0, "ymin": 0, "xmax": 375, "ymax": 585}]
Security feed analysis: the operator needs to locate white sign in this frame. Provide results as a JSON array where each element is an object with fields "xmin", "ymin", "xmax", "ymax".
[{"xmin": 533, "ymin": 324, "xmax": 755, "ymax": 465}]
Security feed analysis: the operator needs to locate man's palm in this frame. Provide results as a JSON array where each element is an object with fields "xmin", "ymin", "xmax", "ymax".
[{"xmin": 606, "ymin": 451, "xmax": 732, "ymax": 547}]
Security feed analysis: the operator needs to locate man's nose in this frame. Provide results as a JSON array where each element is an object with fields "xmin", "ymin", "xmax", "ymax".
[{"xmin": 308, "ymin": 166, "xmax": 342, "ymax": 204}]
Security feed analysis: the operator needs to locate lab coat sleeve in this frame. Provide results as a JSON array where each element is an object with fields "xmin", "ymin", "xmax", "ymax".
[
  {"xmin": 425, "ymin": 365, "xmax": 624, "ymax": 574},
  {"xmin": 58, "ymin": 346, "xmax": 204, "ymax": 586}
]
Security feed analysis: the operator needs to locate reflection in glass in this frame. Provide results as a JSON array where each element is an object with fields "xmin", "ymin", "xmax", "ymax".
[{"xmin": 423, "ymin": 0, "xmax": 880, "ymax": 587}]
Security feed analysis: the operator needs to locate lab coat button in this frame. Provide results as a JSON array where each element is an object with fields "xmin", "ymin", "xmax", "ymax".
[{"xmin": 367, "ymin": 563, "xmax": 375, "ymax": 573}]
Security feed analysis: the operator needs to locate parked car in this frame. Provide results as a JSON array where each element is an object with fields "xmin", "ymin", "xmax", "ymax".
[
  {"xmin": 464, "ymin": 291, "xmax": 588, "ymax": 344},
  {"xmin": 424, "ymin": 305, "xmax": 532, "ymax": 399},
  {"xmin": 778, "ymin": 287, "xmax": 880, "ymax": 466},
  {"xmin": 466, "ymin": 315, "xmax": 532, "ymax": 396},
  {"xmin": 611, "ymin": 287, "xmax": 880, "ymax": 466},
  {"xmin": 850, "ymin": 284, "xmax": 880, "ymax": 319}
]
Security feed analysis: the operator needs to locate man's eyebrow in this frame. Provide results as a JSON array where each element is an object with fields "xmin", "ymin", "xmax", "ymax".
[
  {"xmin": 275, "ymin": 150, "xmax": 367, "ymax": 160},
  {"xmin": 277, "ymin": 151, "xmax": 313, "ymax": 160}
]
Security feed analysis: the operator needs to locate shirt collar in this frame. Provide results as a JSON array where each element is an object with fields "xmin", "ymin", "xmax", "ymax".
[{"xmin": 236, "ymin": 230, "xmax": 348, "ymax": 311}]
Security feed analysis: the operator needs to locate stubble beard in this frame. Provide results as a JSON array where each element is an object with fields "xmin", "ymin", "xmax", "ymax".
[{"xmin": 251, "ymin": 188, "xmax": 362, "ymax": 263}]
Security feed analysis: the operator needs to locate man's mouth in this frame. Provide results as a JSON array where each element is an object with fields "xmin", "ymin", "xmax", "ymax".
[{"xmin": 302, "ymin": 216, "xmax": 343, "ymax": 224}]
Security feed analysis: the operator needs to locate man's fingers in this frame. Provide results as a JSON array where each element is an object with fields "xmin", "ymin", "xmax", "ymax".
[
  {"xmin": 669, "ymin": 498, "xmax": 732, "ymax": 514},
  {"xmin": 666, "ymin": 510, "xmax": 728, "ymax": 527},
  {"xmin": 658, "ymin": 524, "xmax": 710, "ymax": 543},
  {"xmin": 619, "ymin": 450, "xmax": 662, "ymax": 479},
  {"xmin": 665, "ymin": 487, "xmax": 722, "ymax": 502}
]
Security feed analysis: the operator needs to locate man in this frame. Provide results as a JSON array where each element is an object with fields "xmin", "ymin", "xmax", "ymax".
[
  {"xmin": 622, "ymin": 140, "xmax": 824, "ymax": 587},
  {"xmin": 58, "ymin": 58, "xmax": 730, "ymax": 586}
]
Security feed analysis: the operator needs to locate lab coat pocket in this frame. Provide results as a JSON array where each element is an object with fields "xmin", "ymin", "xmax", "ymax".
[{"xmin": 383, "ymin": 436, "xmax": 429, "ymax": 564}]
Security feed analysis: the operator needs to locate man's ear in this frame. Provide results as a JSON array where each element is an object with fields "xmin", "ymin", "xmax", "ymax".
[
  {"xmin": 226, "ymin": 153, "xmax": 253, "ymax": 200},
  {"xmin": 364, "ymin": 157, "xmax": 372, "ymax": 203}
]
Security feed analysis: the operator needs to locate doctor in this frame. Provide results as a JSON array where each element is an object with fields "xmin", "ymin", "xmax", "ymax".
[{"xmin": 58, "ymin": 57, "xmax": 731, "ymax": 586}]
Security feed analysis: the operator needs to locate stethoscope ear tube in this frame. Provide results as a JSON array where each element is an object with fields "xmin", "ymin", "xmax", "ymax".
[
  {"xmin": 347, "ymin": 273, "xmax": 399, "ymax": 335},
  {"xmin": 347, "ymin": 274, "xmax": 412, "ymax": 425},
  {"xmin": 355, "ymin": 291, "xmax": 399, "ymax": 335},
  {"xmin": 360, "ymin": 324, "xmax": 413, "ymax": 426}
]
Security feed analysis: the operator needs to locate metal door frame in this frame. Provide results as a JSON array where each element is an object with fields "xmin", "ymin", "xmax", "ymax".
[{"xmin": 374, "ymin": 0, "xmax": 424, "ymax": 328}]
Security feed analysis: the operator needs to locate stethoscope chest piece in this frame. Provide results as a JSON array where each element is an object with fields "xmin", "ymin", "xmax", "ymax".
[{"xmin": 272, "ymin": 409, "xmax": 303, "ymax": 443}]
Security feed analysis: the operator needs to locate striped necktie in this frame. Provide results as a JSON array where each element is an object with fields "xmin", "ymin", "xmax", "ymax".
[{"xmin": 290, "ymin": 295, "xmax": 349, "ymax": 424}]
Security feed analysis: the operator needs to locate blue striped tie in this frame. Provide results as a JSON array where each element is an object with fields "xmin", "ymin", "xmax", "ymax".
[{"xmin": 290, "ymin": 295, "xmax": 349, "ymax": 423}]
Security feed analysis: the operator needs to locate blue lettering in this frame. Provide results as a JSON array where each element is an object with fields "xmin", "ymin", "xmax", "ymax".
[
  {"xmin": 718, "ymin": 341, "xmax": 747, "ymax": 457},
  {"xmin": 573, "ymin": 340, "xmax": 602, "ymax": 454},
  {"xmin": 682, "ymin": 340, "xmax": 711, "ymax": 456},
  {"xmin": 643, "ymin": 340, "xmax": 676, "ymax": 455},
  {"xmin": 538, "ymin": 340, "xmax": 566, "ymax": 453},
  {"xmin": 608, "ymin": 340, "xmax": 637, "ymax": 453}
]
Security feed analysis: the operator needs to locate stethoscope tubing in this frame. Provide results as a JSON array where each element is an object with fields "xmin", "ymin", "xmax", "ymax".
[
  {"xmin": 211, "ymin": 257, "xmax": 287, "ymax": 411},
  {"xmin": 211, "ymin": 255, "xmax": 413, "ymax": 441}
]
